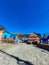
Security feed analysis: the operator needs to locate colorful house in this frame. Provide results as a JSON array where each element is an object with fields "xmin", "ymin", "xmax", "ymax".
[
  {"xmin": 0, "ymin": 25, "xmax": 5, "ymax": 40},
  {"xmin": 0, "ymin": 25, "xmax": 15, "ymax": 41}
]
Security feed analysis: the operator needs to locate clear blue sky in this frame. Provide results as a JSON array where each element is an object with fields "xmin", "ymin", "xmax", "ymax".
[{"xmin": 0, "ymin": 0, "xmax": 49, "ymax": 34}]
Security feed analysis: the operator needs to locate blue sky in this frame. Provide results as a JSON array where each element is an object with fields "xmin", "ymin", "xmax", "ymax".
[{"xmin": 0, "ymin": 0, "xmax": 49, "ymax": 34}]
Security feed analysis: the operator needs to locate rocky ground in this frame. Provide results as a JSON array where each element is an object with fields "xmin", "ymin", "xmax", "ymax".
[{"xmin": 0, "ymin": 42, "xmax": 49, "ymax": 65}]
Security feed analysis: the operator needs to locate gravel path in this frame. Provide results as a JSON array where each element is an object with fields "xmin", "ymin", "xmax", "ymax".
[{"xmin": 0, "ymin": 43, "xmax": 49, "ymax": 65}]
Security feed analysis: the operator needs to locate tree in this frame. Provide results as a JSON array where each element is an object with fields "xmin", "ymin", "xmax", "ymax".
[{"xmin": 0, "ymin": 25, "xmax": 6, "ymax": 31}]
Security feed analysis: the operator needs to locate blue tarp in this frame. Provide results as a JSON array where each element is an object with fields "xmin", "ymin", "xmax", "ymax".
[{"xmin": 42, "ymin": 38, "xmax": 47, "ymax": 42}]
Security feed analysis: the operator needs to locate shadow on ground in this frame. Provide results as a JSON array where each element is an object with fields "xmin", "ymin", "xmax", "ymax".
[
  {"xmin": 0, "ymin": 50, "xmax": 33, "ymax": 65},
  {"xmin": 26, "ymin": 42, "xmax": 49, "ymax": 52},
  {"xmin": 32, "ymin": 43, "xmax": 49, "ymax": 52},
  {"xmin": 36, "ymin": 45, "xmax": 49, "ymax": 52}
]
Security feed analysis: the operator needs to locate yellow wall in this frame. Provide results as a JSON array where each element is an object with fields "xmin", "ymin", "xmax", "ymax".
[
  {"xmin": 0, "ymin": 30, "xmax": 4, "ymax": 34},
  {"xmin": 0, "ymin": 30, "xmax": 4, "ymax": 40}
]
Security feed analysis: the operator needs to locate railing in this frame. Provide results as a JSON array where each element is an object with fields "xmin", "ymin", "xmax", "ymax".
[{"xmin": 1, "ymin": 38, "xmax": 14, "ymax": 43}]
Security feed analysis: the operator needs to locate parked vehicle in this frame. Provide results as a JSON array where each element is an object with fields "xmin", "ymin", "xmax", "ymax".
[{"xmin": 22, "ymin": 37, "xmax": 28, "ymax": 42}]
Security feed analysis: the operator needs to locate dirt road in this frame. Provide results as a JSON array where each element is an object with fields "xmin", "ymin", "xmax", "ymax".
[{"xmin": 0, "ymin": 43, "xmax": 49, "ymax": 65}]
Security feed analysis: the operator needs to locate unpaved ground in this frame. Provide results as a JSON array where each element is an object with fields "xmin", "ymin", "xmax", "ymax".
[
  {"xmin": 0, "ymin": 43, "xmax": 15, "ymax": 50},
  {"xmin": 0, "ymin": 43, "xmax": 49, "ymax": 65}
]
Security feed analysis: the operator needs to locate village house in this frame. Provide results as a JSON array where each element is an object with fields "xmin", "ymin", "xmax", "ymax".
[{"xmin": 0, "ymin": 25, "xmax": 15, "ymax": 42}]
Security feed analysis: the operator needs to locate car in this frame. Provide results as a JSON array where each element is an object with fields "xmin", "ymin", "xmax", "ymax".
[{"xmin": 22, "ymin": 38, "xmax": 28, "ymax": 42}]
